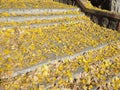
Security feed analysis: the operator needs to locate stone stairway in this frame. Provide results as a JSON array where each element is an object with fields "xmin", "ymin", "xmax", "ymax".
[
  {"xmin": 0, "ymin": 8, "xmax": 85, "ymax": 28},
  {"xmin": 0, "ymin": 1, "xmax": 120, "ymax": 90}
]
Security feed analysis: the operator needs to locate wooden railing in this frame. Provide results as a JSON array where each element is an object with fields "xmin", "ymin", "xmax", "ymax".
[{"xmin": 53, "ymin": 0, "xmax": 120, "ymax": 31}]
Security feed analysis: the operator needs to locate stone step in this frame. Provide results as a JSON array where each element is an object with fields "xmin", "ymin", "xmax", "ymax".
[
  {"xmin": 92, "ymin": 73, "xmax": 120, "ymax": 90},
  {"xmin": 74, "ymin": 54, "xmax": 120, "ymax": 78},
  {"xmin": 0, "ymin": 15, "xmax": 87, "ymax": 28},
  {"xmin": 0, "ymin": 20, "xmax": 85, "ymax": 29},
  {"xmin": 40, "ymin": 43, "xmax": 120, "ymax": 89},
  {"xmin": 0, "ymin": 1, "xmax": 76, "ymax": 9},
  {"xmin": 0, "ymin": 8, "xmax": 80, "ymax": 15},
  {"xmin": 0, "ymin": 10, "xmax": 80, "ymax": 18},
  {"xmin": 1, "ymin": 19, "xmax": 120, "ymax": 80},
  {"xmin": 1, "ymin": 43, "xmax": 108, "ymax": 79},
  {"xmin": 0, "ymin": 14, "xmax": 84, "ymax": 22},
  {"xmin": 73, "ymin": 54, "xmax": 120, "ymax": 90},
  {"xmin": 51, "ymin": 55, "xmax": 120, "ymax": 90},
  {"xmin": 1, "ymin": 40, "xmax": 120, "ymax": 89}
]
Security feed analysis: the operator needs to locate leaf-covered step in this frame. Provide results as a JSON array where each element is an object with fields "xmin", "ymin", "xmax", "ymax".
[
  {"xmin": 0, "ymin": 14, "xmax": 84, "ymax": 22},
  {"xmin": 0, "ymin": 1, "xmax": 76, "ymax": 9},
  {"xmin": 0, "ymin": 20, "xmax": 85, "ymax": 29},
  {"xmin": 0, "ymin": 21, "xmax": 120, "ymax": 80},
  {"xmin": 1, "ymin": 41, "xmax": 120, "ymax": 90},
  {"xmin": 0, "ymin": 15, "xmax": 87, "ymax": 29},
  {"xmin": 72, "ymin": 55, "xmax": 120, "ymax": 90},
  {"xmin": 47, "ymin": 43, "xmax": 120, "ymax": 89},
  {"xmin": 2, "ymin": 42, "xmax": 108, "ymax": 79},
  {"xmin": 0, "ymin": 8, "xmax": 80, "ymax": 17}
]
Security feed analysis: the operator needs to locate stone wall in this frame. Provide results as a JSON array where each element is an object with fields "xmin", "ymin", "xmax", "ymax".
[
  {"xmin": 90, "ymin": 14, "xmax": 120, "ymax": 31},
  {"xmin": 110, "ymin": 0, "xmax": 120, "ymax": 13}
]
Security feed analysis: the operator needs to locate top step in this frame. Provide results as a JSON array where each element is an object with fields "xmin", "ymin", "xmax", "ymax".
[{"xmin": 0, "ymin": 1, "xmax": 76, "ymax": 9}]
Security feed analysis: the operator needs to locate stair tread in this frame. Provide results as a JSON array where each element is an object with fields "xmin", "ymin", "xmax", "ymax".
[
  {"xmin": 0, "ymin": 8, "xmax": 80, "ymax": 18},
  {"xmin": 0, "ymin": 1, "xmax": 76, "ymax": 9},
  {"xmin": 0, "ymin": 8, "xmax": 79, "ymax": 13},
  {"xmin": 0, "ymin": 15, "xmax": 87, "ymax": 28},
  {"xmin": 0, "ymin": 14, "xmax": 84, "ymax": 22},
  {"xmin": 0, "ymin": 20, "xmax": 85, "ymax": 29}
]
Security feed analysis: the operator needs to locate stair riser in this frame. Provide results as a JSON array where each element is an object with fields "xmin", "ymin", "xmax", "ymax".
[
  {"xmin": 0, "ymin": 8, "xmax": 80, "ymax": 15},
  {"xmin": 0, "ymin": 14, "xmax": 84, "ymax": 22},
  {"xmin": 0, "ymin": 20, "xmax": 85, "ymax": 29}
]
